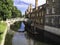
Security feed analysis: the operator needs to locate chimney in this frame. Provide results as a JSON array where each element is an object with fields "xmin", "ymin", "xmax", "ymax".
[
  {"xmin": 30, "ymin": 4, "xmax": 32, "ymax": 12},
  {"xmin": 35, "ymin": 0, "xmax": 38, "ymax": 10}
]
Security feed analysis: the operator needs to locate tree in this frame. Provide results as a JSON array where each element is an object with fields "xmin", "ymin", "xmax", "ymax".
[
  {"xmin": 0, "ymin": 0, "xmax": 13, "ymax": 20},
  {"xmin": 12, "ymin": 6, "xmax": 22, "ymax": 18},
  {"xmin": 0, "ymin": 0, "xmax": 22, "ymax": 20}
]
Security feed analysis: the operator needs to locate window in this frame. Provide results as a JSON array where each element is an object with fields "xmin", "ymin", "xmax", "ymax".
[
  {"xmin": 28, "ymin": 14, "xmax": 30, "ymax": 18},
  {"xmin": 47, "ymin": 1, "xmax": 49, "ymax": 4},
  {"xmin": 41, "ymin": 19, "xmax": 43, "ymax": 23},
  {"xmin": 59, "ymin": 18, "xmax": 60, "ymax": 24},
  {"xmin": 32, "ymin": 14, "xmax": 35, "ymax": 17},
  {"xmin": 40, "ymin": 7, "xmax": 42, "ymax": 9},
  {"xmin": 37, "ymin": 13, "xmax": 39, "ymax": 17},
  {"xmin": 52, "ymin": 0, "xmax": 55, "ymax": 2},
  {"xmin": 52, "ymin": 7, "xmax": 55, "ymax": 14},
  {"xmin": 42, "ymin": 11, "xmax": 43, "ymax": 16},
  {"xmin": 51, "ymin": 19, "xmax": 54, "ymax": 24},
  {"xmin": 46, "ymin": 8, "xmax": 49, "ymax": 14},
  {"xmin": 45, "ymin": 18, "xmax": 48, "ymax": 23},
  {"xmin": 39, "ymin": 12, "xmax": 41, "ymax": 16}
]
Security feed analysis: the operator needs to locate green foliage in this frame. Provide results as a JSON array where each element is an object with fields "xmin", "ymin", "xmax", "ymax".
[
  {"xmin": 12, "ymin": 6, "xmax": 22, "ymax": 18},
  {"xmin": 0, "ymin": 0, "xmax": 22, "ymax": 20},
  {"xmin": 10, "ymin": 21, "xmax": 22, "ymax": 31},
  {"xmin": 0, "ymin": 21, "xmax": 7, "ymax": 44},
  {"xmin": 0, "ymin": 22, "xmax": 7, "ymax": 33},
  {"xmin": 0, "ymin": 0, "xmax": 13, "ymax": 20},
  {"xmin": 0, "ymin": 34, "xmax": 3, "ymax": 44}
]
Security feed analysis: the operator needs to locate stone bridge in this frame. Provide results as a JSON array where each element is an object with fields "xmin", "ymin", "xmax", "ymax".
[{"xmin": 6, "ymin": 18, "xmax": 28, "ymax": 29}]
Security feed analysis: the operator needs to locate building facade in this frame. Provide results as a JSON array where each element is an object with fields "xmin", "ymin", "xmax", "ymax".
[
  {"xmin": 25, "ymin": 0, "xmax": 46, "ymax": 30},
  {"xmin": 46, "ymin": 0, "xmax": 60, "ymax": 15},
  {"xmin": 25, "ymin": 0, "xmax": 60, "ymax": 35},
  {"xmin": 45, "ymin": 0, "xmax": 60, "ymax": 28}
]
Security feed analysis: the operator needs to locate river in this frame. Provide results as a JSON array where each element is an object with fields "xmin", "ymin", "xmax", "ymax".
[{"xmin": 12, "ymin": 22, "xmax": 52, "ymax": 45}]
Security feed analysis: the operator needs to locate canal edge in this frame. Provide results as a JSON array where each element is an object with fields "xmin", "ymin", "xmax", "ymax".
[{"xmin": 0, "ymin": 23, "xmax": 8, "ymax": 45}]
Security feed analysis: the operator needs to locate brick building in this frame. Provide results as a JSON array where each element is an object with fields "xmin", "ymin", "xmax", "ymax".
[
  {"xmin": 46, "ymin": 0, "xmax": 60, "ymax": 28},
  {"xmin": 25, "ymin": 0, "xmax": 60, "ymax": 35}
]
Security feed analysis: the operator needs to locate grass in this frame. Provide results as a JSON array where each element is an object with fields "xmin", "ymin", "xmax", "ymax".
[
  {"xmin": 0, "ymin": 21, "xmax": 7, "ymax": 44},
  {"xmin": 0, "ymin": 22, "xmax": 7, "ymax": 33},
  {"xmin": 0, "ymin": 34, "xmax": 3, "ymax": 43}
]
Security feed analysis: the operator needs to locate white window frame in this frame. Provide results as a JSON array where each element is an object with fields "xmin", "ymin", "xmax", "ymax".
[
  {"xmin": 39, "ymin": 12, "xmax": 41, "ymax": 16},
  {"xmin": 40, "ymin": 7, "xmax": 42, "ymax": 9},
  {"xmin": 45, "ymin": 18, "xmax": 48, "ymax": 23},
  {"xmin": 37, "ymin": 13, "xmax": 38, "ymax": 17},
  {"xmin": 46, "ymin": 8, "xmax": 49, "ymax": 14},
  {"xmin": 51, "ymin": 19, "xmax": 54, "ymax": 24},
  {"xmin": 52, "ymin": 7, "xmax": 55, "ymax": 14},
  {"xmin": 42, "ymin": 11, "xmax": 43, "ymax": 16},
  {"xmin": 41, "ymin": 19, "xmax": 43, "ymax": 23},
  {"xmin": 53, "ymin": 0, "xmax": 55, "ymax": 2},
  {"xmin": 47, "ymin": 1, "xmax": 49, "ymax": 4}
]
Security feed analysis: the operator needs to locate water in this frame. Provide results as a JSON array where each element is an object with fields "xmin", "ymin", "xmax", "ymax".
[
  {"xmin": 12, "ymin": 22, "xmax": 52, "ymax": 45},
  {"xmin": 18, "ymin": 22, "xmax": 25, "ymax": 32}
]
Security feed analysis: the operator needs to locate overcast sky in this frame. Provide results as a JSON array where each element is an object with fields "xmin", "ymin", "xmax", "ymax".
[{"xmin": 14, "ymin": 0, "xmax": 46, "ymax": 15}]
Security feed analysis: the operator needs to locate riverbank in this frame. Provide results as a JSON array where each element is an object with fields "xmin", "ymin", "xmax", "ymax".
[
  {"xmin": 0, "ymin": 21, "xmax": 7, "ymax": 33},
  {"xmin": 4, "ymin": 21, "xmax": 22, "ymax": 45},
  {"xmin": 4, "ymin": 31, "xmax": 14, "ymax": 45},
  {"xmin": 0, "ymin": 21, "xmax": 7, "ymax": 45}
]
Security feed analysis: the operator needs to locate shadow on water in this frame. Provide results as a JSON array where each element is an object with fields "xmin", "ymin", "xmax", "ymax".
[{"xmin": 26, "ymin": 33, "xmax": 60, "ymax": 45}]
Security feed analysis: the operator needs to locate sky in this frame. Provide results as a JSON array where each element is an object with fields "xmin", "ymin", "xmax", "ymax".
[{"xmin": 14, "ymin": 0, "xmax": 46, "ymax": 15}]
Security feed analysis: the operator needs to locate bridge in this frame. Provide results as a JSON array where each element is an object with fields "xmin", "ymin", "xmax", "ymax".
[{"xmin": 5, "ymin": 17, "xmax": 28, "ymax": 29}]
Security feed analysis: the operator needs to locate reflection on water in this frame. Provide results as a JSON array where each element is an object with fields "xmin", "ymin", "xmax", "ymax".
[
  {"xmin": 20, "ymin": 22, "xmax": 25, "ymax": 29},
  {"xmin": 12, "ymin": 32, "xmax": 28, "ymax": 45},
  {"xmin": 12, "ymin": 22, "xmax": 51, "ymax": 45},
  {"xmin": 12, "ymin": 32, "xmax": 51, "ymax": 45},
  {"xmin": 18, "ymin": 22, "xmax": 25, "ymax": 31}
]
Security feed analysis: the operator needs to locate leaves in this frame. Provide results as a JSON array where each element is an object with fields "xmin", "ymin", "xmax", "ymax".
[
  {"xmin": 0, "ymin": 0, "xmax": 13, "ymax": 20},
  {"xmin": 0, "ymin": 0, "xmax": 22, "ymax": 20},
  {"xmin": 12, "ymin": 6, "xmax": 22, "ymax": 18}
]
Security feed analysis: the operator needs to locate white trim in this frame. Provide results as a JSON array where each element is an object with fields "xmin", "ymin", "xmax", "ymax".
[
  {"xmin": 52, "ymin": 7, "xmax": 55, "ymax": 14},
  {"xmin": 44, "ymin": 25, "xmax": 60, "ymax": 35},
  {"xmin": 51, "ymin": 19, "xmax": 54, "ymax": 24},
  {"xmin": 46, "ymin": 8, "xmax": 49, "ymax": 14},
  {"xmin": 37, "ymin": 14, "xmax": 38, "ymax": 16},
  {"xmin": 45, "ymin": 18, "xmax": 48, "ymax": 23},
  {"xmin": 45, "ymin": 15, "xmax": 60, "ymax": 17}
]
